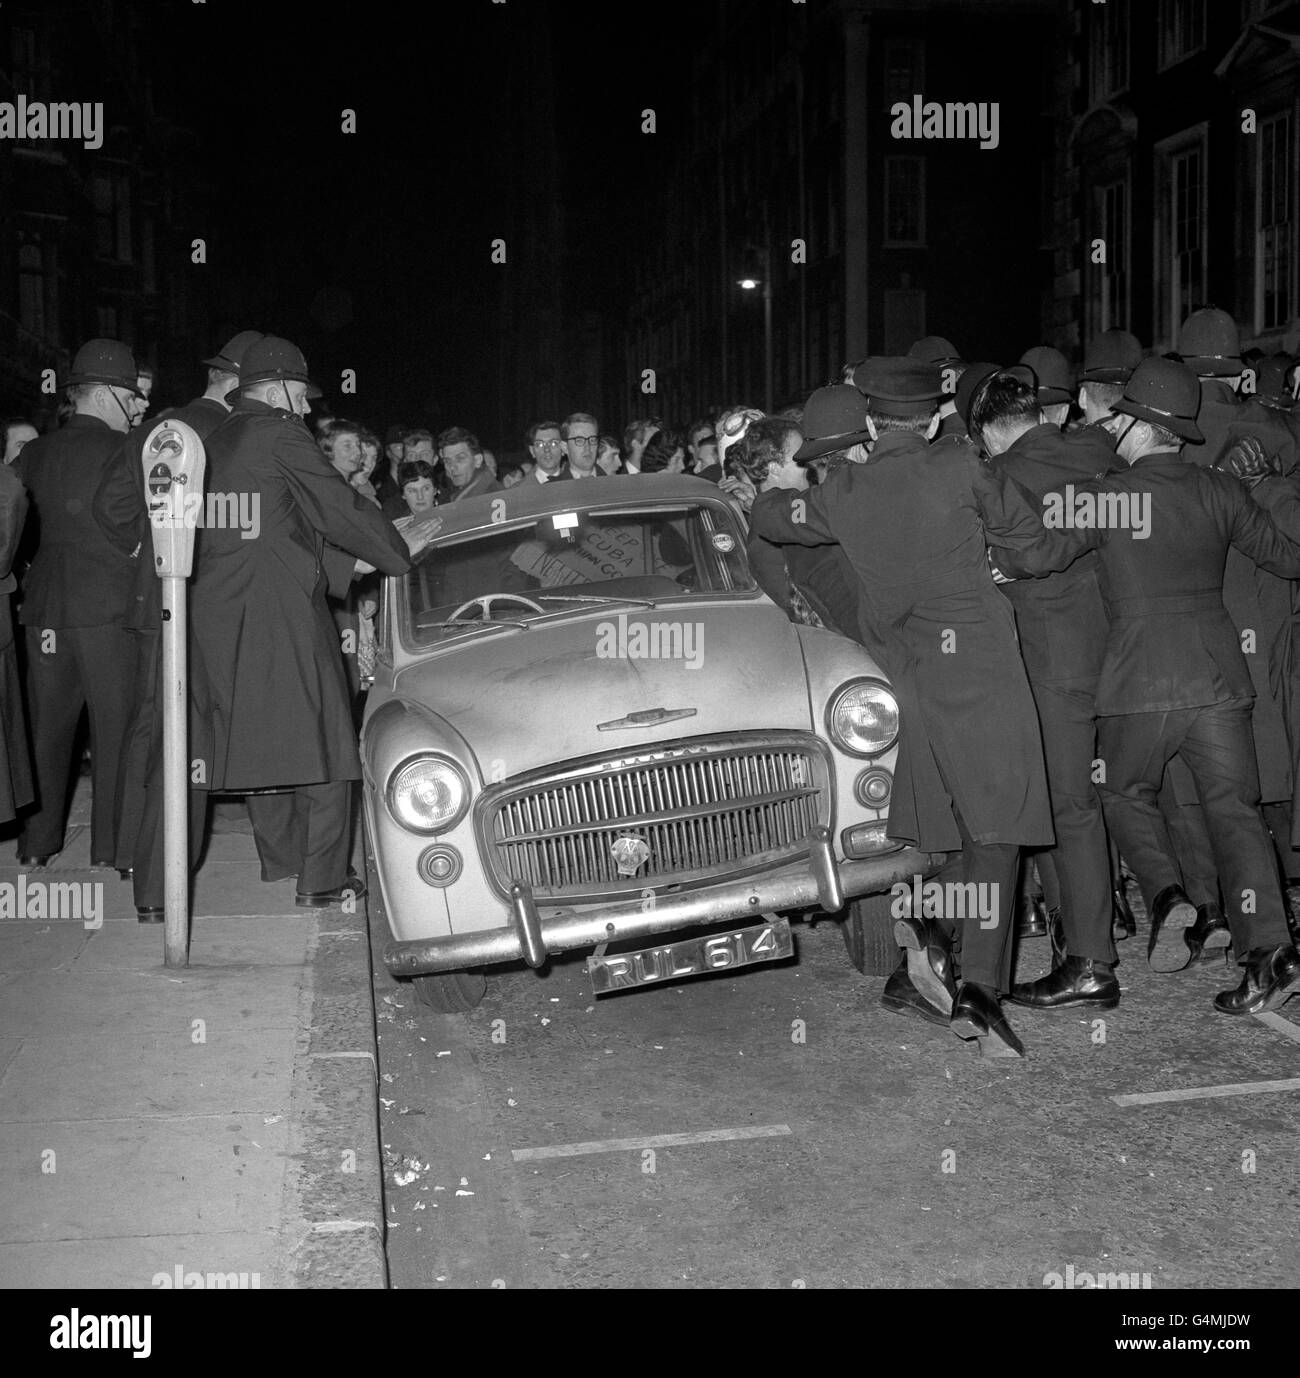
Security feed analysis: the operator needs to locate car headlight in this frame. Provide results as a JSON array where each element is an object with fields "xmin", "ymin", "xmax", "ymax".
[
  {"xmin": 386, "ymin": 754, "xmax": 470, "ymax": 834},
  {"xmin": 826, "ymin": 680, "xmax": 899, "ymax": 757}
]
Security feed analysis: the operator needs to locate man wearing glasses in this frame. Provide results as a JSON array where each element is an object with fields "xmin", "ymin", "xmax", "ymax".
[
  {"xmin": 562, "ymin": 412, "xmax": 603, "ymax": 479},
  {"xmin": 526, "ymin": 419, "xmax": 570, "ymax": 484}
]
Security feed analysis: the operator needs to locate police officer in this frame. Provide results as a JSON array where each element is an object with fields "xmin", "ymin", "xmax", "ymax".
[
  {"xmin": 995, "ymin": 358, "xmax": 1300, "ymax": 1016},
  {"xmin": 907, "ymin": 335, "xmax": 966, "ymax": 439},
  {"xmin": 971, "ymin": 366, "xmax": 1122, "ymax": 1009},
  {"xmin": 751, "ymin": 360, "xmax": 1075, "ymax": 1057},
  {"xmin": 1077, "ymin": 329, "xmax": 1144, "ymax": 427},
  {"xmin": 184, "ymin": 336, "xmax": 415, "ymax": 909},
  {"xmin": 1177, "ymin": 308, "xmax": 1300, "ymax": 931},
  {"xmin": 14, "ymin": 339, "xmax": 144, "ymax": 867},
  {"xmin": 1020, "ymin": 345, "xmax": 1077, "ymax": 429},
  {"xmin": 93, "ymin": 331, "xmax": 264, "ymax": 916}
]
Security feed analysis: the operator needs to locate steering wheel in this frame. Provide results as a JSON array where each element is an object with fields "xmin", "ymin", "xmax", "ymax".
[{"xmin": 448, "ymin": 593, "xmax": 546, "ymax": 622}]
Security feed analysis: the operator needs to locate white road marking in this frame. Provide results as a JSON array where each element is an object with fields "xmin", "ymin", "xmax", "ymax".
[
  {"xmin": 1253, "ymin": 1011, "xmax": 1300, "ymax": 1045},
  {"xmin": 511, "ymin": 1123, "xmax": 792, "ymax": 1162},
  {"xmin": 1112, "ymin": 1077, "xmax": 1300, "ymax": 1108}
]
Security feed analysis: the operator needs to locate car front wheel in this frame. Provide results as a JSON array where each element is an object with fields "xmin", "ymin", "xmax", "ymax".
[
  {"xmin": 840, "ymin": 892, "xmax": 899, "ymax": 977},
  {"xmin": 410, "ymin": 970, "xmax": 488, "ymax": 1012}
]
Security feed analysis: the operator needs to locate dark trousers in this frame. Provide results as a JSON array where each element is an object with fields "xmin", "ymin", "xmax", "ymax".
[
  {"xmin": 1032, "ymin": 678, "xmax": 1116, "ymax": 963},
  {"xmin": 21, "ymin": 622, "xmax": 135, "ymax": 860},
  {"xmin": 132, "ymin": 781, "xmax": 209, "ymax": 910},
  {"xmin": 1098, "ymin": 699, "xmax": 1290, "ymax": 952},
  {"xmin": 245, "ymin": 782, "xmax": 353, "ymax": 894},
  {"xmin": 930, "ymin": 813, "xmax": 1019, "ymax": 992},
  {"xmin": 1158, "ymin": 759, "xmax": 1221, "ymax": 908},
  {"xmin": 114, "ymin": 629, "xmax": 159, "ymax": 870}
]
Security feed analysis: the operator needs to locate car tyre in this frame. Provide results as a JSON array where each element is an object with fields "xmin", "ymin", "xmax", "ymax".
[
  {"xmin": 410, "ymin": 970, "xmax": 488, "ymax": 1013},
  {"xmin": 840, "ymin": 892, "xmax": 897, "ymax": 977}
]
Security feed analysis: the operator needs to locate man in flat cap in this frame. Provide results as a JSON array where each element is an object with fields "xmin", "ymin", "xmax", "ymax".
[
  {"xmin": 14, "ymin": 339, "xmax": 146, "ymax": 869},
  {"xmin": 995, "ymin": 358, "xmax": 1300, "ymax": 1017},
  {"xmin": 751, "ymin": 357, "xmax": 1078, "ymax": 1057},
  {"xmin": 94, "ymin": 331, "xmax": 266, "ymax": 893}
]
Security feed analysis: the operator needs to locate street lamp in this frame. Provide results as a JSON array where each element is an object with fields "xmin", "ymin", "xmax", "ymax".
[{"xmin": 736, "ymin": 243, "xmax": 773, "ymax": 412}]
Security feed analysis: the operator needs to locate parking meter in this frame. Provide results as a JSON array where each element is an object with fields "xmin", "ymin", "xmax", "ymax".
[
  {"xmin": 143, "ymin": 419, "xmax": 205, "ymax": 577},
  {"xmin": 141, "ymin": 418, "xmax": 206, "ymax": 967}
]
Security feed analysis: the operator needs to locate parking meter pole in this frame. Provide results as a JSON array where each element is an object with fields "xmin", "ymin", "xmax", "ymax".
[
  {"xmin": 141, "ymin": 419, "xmax": 205, "ymax": 970},
  {"xmin": 161, "ymin": 578, "xmax": 188, "ymax": 968}
]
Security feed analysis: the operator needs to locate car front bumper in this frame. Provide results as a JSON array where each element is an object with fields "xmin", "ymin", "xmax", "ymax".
[{"xmin": 382, "ymin": 826, "xmax": 943, "ymax": 978}]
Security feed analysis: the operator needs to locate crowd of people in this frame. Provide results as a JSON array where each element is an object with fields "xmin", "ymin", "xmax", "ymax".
[{"xmin": 1, "ymin": 307, "xmax": 1299, "ymax": 1057}]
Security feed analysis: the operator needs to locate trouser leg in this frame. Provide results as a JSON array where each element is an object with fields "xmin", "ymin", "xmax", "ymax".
[
  {"xmin": 1096, "ymin": 711, "xmax": 1182, "ymax": 913},
  {"xmin": 1034, "ymin": 679, "xmax": 1114, "ymax": 962},
  {"xmin": 132, "ymin": 778, "xmax": 209, "ymax": 910},
  {"xmin": 245, "ymin": 790, "xmax": 307, "ymax": 882},
  {"xmin": 112, "ymin": 630, "xmax": 159, "ymax": 870},
  {"xmin": 1177, "ymin": 701, "xmax": 1290, "ymax": 952},
  {"xmin": 19, "ymin": 624, "xmax": 85, "ymax": 856},
  {"xmin": 1159, "ymin": 758, "xmax": 1220, "ymax": 907},
  {"xmin": 296, "ymin": 781, "xmax": 353, "ymax": 894},
  {"xmin": 72, "ymin": 624, "xmax": 136, "ymax": 864}
]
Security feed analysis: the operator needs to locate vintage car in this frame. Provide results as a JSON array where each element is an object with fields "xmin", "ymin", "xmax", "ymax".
[{"xmin": 361, "ymin": 474, "xmax": 939, "ymax": 1011}]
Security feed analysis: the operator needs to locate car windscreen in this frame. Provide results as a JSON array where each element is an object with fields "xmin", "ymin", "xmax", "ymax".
[{"xmin": 401, "ymin": 501, "xmax": 754, "ymax": 648}]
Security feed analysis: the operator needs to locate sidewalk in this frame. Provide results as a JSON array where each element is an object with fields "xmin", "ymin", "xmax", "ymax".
[{"xmin": 0, "ymin": 781, "xmax": 386, "ymax": 1289}]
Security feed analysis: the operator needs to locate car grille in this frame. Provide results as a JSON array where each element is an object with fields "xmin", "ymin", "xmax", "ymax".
[{"xmin": 479, "ymin": 734, "xmax": 831, "ymax": 902}]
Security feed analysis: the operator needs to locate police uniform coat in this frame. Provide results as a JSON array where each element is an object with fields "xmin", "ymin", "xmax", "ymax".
[
  {"xmin": 0, "ymin": 462, "xmax": 32, "ymax": 821},
  {"xmin": 1188, "ymin": 382, "xmax": 1299, "ymax": 807},
  {"xmin": 187, "ymin": 397, "xmax": 411, "ymax": 791},
  {"xmin": 986, "ymin": 422, "xmax": 1118, "ymax": 685},
  {"xmin": 750, "ymin": 431, "xmax": 1064, "ymax": 852}
]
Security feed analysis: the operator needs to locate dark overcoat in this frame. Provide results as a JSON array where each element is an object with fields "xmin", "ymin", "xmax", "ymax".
[
  {"xmin": 987, "ymin": 422, "xmax": 1118, "ymax": 686},
  {"xmin": 750, "ymin": 430, "xmax": 1066, "ymax": 851},
  {"xmin": 0, "ymin": 462, "xmax": 32, "ymax": 821},
  {"xmin": 1190, "ymin": 382, "xmax": 1299, "ymax": 808},
  {"xmin": 187, "ymin": 398, "xmax": 411, "ymax": 791}
]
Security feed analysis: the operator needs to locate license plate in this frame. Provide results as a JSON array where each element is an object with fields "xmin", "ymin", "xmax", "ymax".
[{"xmin": 586, "ymin": 919, "xmax": 794, "ymax": 994}]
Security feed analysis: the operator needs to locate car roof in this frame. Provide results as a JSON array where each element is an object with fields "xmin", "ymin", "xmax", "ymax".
[{"xmin": 425, "ymin": 473, "xmax": 729, "ymax": 538}]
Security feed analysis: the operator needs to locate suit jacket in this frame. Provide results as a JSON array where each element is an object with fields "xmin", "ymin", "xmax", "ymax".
[
  {"xmin": 15, "ymin": 414, "xmax": 135, "ymax": 629},
  {"xmin": 987, "ymin": 422, "xmax": 1118, "ymax": 686},
  {"xmin": 93, "ymin": 395, "xmax": 230, "ymax": 633},
  {"xmin": 187, "ymin": 397, "xmax": 412, "ymax": 791},
  {"xmin": 750, "ymin": 431, "xmax": 1066, "ymax": 851},
  {"xmin": 998, "ymin": 455, "xmax": 1300, "ymax": 717}
]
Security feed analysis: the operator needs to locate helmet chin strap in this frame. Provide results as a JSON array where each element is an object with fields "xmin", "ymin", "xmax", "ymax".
[{"xmin": 106, "ymin": 386, "xmax": 135, "ymax": 430}]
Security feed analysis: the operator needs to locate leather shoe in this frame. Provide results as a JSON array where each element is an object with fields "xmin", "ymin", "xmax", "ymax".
[
  {"xmin": 893, "ymin": 915, "xmax": 956, "ymax": 1016},
  {"xmin": 950, "ymin": 981, "xmax": 1025, "ymax": 1058},
  {"xmin": 1213, "ymin": 944, "xmax": 1300, "ymax": 1015},
  {"xmin": 117, "ymin": 867, "xmax": 133, "ymax": 881},
  {"xmin": 17, "ymin": 854, "xmax": 52, "ymax": 868},
  {"xmin": 1147, "ymin": 884, "xmax": 1196, "ymax": 973},
  {"xmin": 880, "ymin": 960, "xmax": 950, "ymax": 1028},
  {"xmin": 136, "ymin": 907, "xmax": 164, "ymax": 924},
  {"xmin": 1016, "ymin": 892, "xmax": 1049, "ymax": 938},
  {"xmin": 295, "ymin": 872, "xmax": 366, "ymax": 908},
  {"xmin": 1185, "ymin": 902, "xmax": 1231, "ymax": 963},
  {"xmin": 1112, "ymin": 884, "xmax": 1137, "ymax": 941},
  {"xmin": 1007, "ymin": 955, "xmax": 1120, "ymax": 1010}
]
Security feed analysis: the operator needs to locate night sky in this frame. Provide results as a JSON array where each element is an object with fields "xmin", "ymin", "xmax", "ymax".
[{"xmin": 141, "ymin": 0, "xmax": 692, "ymax": 445}]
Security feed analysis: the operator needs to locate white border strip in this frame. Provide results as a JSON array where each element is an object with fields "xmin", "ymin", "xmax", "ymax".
[
  {"xmin": 1253, "ymin": 1011, "xmax": 1300, "ymax": 1045},
  {"xmin": 512, "ymin": 1123, "xmax": 792, "ymax": 1162},
  {"xmin": 1112, "ymin": 1077, "xmax": 1300, "ymax": 1107}
]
